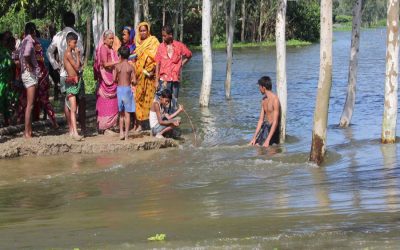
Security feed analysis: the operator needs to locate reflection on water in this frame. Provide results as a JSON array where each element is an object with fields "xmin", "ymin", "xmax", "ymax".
[{"xmin": 0, "ymin": 28, "xmax": 400, "ymax": 249}]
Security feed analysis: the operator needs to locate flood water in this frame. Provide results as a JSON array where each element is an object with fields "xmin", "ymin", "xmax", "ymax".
[{"xmin": 1, "ymin": 28, "xmax": 400, "ymax": 249}]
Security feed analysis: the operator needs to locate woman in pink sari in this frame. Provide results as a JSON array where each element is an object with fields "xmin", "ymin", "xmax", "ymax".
[{"xmin": 94, "ymin": 30, "xmax": 120, "ymax": 132}]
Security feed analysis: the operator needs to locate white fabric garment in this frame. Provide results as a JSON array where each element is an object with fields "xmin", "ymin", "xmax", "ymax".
[{"xmin": 46, "ymin": 27, "xmax": 84, "ymax": 77}]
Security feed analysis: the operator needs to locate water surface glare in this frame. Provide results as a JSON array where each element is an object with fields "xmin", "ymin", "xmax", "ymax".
[{"xmin": 1, "ymin": 28, "xmax": 400, "ymax": 249}]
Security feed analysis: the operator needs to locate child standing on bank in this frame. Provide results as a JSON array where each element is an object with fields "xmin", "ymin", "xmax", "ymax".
[
  {"xmin": 113, "ymin": 46, "xmax": 137, "ymax": 140},
  {"xmin": 63, "ymin": 32, "xmax": 83, "ymax": 141}
]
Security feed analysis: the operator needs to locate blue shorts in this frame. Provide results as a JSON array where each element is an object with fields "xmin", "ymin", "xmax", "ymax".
[{"xmin": 117, "ymin": 86, "xmax": 135, "ymax": 113}]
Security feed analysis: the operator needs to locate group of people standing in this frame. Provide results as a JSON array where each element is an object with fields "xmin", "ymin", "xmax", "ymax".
[
  {"xmin": 94, "ymin": 21, "xmax": 192, "ymax": 140},
  {"xmin": 0, "ymin": 11, "xmax": 192, "ymax": 141}
]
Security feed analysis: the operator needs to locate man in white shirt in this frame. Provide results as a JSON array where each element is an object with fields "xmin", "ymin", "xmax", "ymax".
[{"xmin": 47, "ymin": 11, "xmax": 86, "ymax": 135}]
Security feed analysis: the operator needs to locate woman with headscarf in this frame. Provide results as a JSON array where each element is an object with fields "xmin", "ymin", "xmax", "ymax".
[
  {"xmin": 94, "ymin": 30, "xmax": 120, "ymax": 133},
  {"xmin": 134, "ymin": 22, "xmax": 160, "ymax": 131},
  {"xmin": 121, "ymin": 26, "xmax": 137, "ymax": 61}
]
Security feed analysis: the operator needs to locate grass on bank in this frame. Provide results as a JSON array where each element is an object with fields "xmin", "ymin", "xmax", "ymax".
[
  {"xmin": 333, "ymin": 18, "xmax": 386, "ymax": 31},
  {"xmin": 190, "ymin": 39, "xmax": 312, "ymax": 50}
]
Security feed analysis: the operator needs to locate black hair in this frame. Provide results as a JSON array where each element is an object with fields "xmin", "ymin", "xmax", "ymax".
[
  {"xmin": 257, "ymin": 76, "xmax": 272, "ymax": 90},
  {"xmin": 161, "ymin": 89, "xmax": 173, "ymax": 99},
  {"xmin": 66, "ymin": 32, "xmax": 78, "ymax": 43},
  {"xmin": 119, "ymin": 46, "xmax": 130, "ymax": 59},
  {"xmin": 35, "ymin": 29, "xmax": 41, "ymax": 38},
  {"xmin": 24, "ymin": 22, "xmax": 36, "ymax": 36},
  {"xmin": 63, "ymin": 11, "xmax": 75, "ymax": 27},
  {"xmin": 162, "ymin": 25, "xmax": 173, "ymax": 35}
]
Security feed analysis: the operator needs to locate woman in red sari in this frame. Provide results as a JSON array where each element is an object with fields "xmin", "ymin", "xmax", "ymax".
[{"xmin": 94, "ymin": 30, "xmax": 120, "ymax": 133}]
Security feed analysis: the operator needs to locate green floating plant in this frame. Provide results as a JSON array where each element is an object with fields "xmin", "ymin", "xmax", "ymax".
[{"xmin": 147, "ymin": 233, "xmax": 167, "ymax": 241}]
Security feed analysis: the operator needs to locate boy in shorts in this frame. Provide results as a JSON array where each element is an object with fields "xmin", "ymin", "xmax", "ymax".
[
  {"xmin": 63, "ymin": 32, "xmax": 83, "ymax": 141},
  {"xmin": 113, "ymin": 46, "xmax": 137, "ymax": 140}
]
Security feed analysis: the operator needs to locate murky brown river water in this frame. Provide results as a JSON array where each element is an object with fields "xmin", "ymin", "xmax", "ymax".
[{"xmin": 0, "ymin": 28, "xmax": 399, "ymax": 249}]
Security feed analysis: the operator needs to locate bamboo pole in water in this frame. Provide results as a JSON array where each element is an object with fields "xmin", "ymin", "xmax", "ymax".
[
  {"xmin": 276, "ymin": 0, "xmax": 287, "ymax": 143},
  {"xmin": 310, "ymin": 0, "xmax": 333, "ymax": 166},
  {"xmin": 339, "ymin": 0, "xmax": 362, "ymax": 128},
  {"xmin": 382, "ymin": 0, "xmax": 399, "ymax": 143},
  {"xmin": 225, "ymin": 0, "xmax": 236, "ymax": 100},
  {"xmin": 199, "ymin": 0, "xmax": 213, "ymax": 107}
]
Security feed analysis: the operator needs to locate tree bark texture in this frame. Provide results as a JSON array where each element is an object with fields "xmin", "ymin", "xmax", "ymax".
[
  {"xmin": 84, "ymin": 15, "xmax": 91, "ymax": 66},
  {"xmin": 310, "ymin": 0, "xmax": 333, "ymax": 166},
  {"xmin": 339, "ymin": 0, "xmax": 362, "ymax": 128},
  {"xmin": 199, "ymin": 0, "xmax": 213, "ymax": 107},
  {"xmin": 92, "ymin": 6, "xmax": 103, "ymax": 49},
  {"xmin": 258, "ymin": 0, "xmax": 264, "ymax": 42},
  {"xmin": 225, "ymin": 0, "xmax": 236, "ymax": 99},
  {"xmin": 162, "ymin": 1, "xmax": 166, "ymax": 26},
  {"xmin": 276, "ymin": 0, "xmax": 287, "ymax": 143},
  {"xmin": 180, "ymin": 0, "xmax": 184, "ymax": 42},
  {"xmin": 382, "ymin": 0, "xmax": 399, "ymax": 143}
]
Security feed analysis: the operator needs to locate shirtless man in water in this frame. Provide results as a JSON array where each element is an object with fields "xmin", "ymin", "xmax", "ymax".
[{"xmin": 249, "ymin": 76, "xmax": 280, "ymax": 148}]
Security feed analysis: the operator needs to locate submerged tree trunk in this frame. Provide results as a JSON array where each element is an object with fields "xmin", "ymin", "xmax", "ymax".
[
  {"xmin": 339, "ymin": 0, "xmax": 362, "ymax": 128},
  {"xmin": 276, "ymin": 0, "xmax": 287, "ymax": 143},
  {"xmin": 180, "ymin": 0, "xmax": 184, "ymax": 41},
  {"xmin": 382, "ymin": 0, "xmax": 399, "ymax": 143},
  {"xmin": 225, "ymin": 0, "xmax": 236, "ymax": 99},
  {"xmin": 103, "ymin": 0, "xmax": 108, "ymax": 31},
  {"xmin": 142, "ymin": 0, "xmax": 149, "ymax": 21},
  {"xmin": 199, "ymin": 0, "xmax": 213, "ymax": 107},
  {"xmin": 134, "ymin": 0, "xmax": 141, "ymax": 29},
  {"xmin": 84, "ymin": 16, "xmax": 91, "ymax": 66},
  {"xmin": 108, "ymin": 0, "xmax": 115, "ymax": 32},
  {"xmin": 241, "ymin": 0, "xmax": 246, "ymax": 42},
  {"xmin": 310, "ymin": 0, "xmax": 333, "ymax": 166}
]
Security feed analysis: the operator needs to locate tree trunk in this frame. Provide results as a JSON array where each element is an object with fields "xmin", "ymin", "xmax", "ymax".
[
  {"xmin": 339, "ymin": 0, "xmax": 362, "ymax": 128},
  {"xmin": 276, "ymin": 0, "xmax": 287, "ymax": 143},
  {"xmin": 84, "ymin": 15, "xmax": 91, "ymax": 66},
  {"xmin": 174, "ymin": 9, "xmax": 179, "ymax": 40},
  {"xmin": 142, "ymin": 0, "xmax": 149, "ymax": 21},
  {"xmin": 108, "ymin": 0, "xmax": 115, "ymax": 33},
  {"xmin": 199, "ymin": 0, "xmax": 213, "ymax": 107},
  {"xmin": 134, "ymin": 0, "xmax": 141, "ymax": 29},
  {"xmin": 225, "ymin": 0, "xmax": 236, "ymax": 100},
  {"xmin": 258, "ymin": 0, "xmax": 264, "ymax": 42},
  {"xmin": 103, "ymin": 0, "xmax": 108, "ymax": 31},
  {"xmin": 309, "ymin": 0, "xmax": 333, "ymax": 166},
  {"xmin": 180, "ymin": 0, "xmax": 184, "ymax": 42},
  {"xmin": 225, "ymin": 0, "xmax": 229, "ymax": 41},
  {"xmin": 382, "ymin": 0, "xmax": 399, "ymax": 143},
  {"xmin": 162, "ymin": 1, "xmax": 166, "ymax": 26},
  {"xmin": 92, "ymin": 7, "xmax": 103, "ymax": 49},
  {"xmin": 241, "ymin": 0, "xmax": 246, "ymax": 42}
]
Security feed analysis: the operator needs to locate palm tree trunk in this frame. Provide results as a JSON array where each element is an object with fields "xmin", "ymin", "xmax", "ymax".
[
  {"xmin": 339, "ymin": 0, "xmax": 362, "ymax": 128},
  {"xmin": 276, "ymin": 0, "xmax": 287, "ymax": 143},
  {"xmin": 199, "ymin": 0, "xmax": 213, "ymax": 107},
  {"xmin": 162, "ymin": 1, "xmax": 166, "ymax": 26},
  {"xmin": 258, "ymin": 0, "xmax": 264, "ymax": 42},
  {"xmin": 225, "ymin": 0, "xmax": 236, "ymax": 100},
  {"xmin": 310, "ymin": 0, "xmax": 333, "ymax": 165},
  {"xmin": 241, "ymin": 0, "xmax": 246, "ymax": 42},
  {"xmin": 382, "ymin": 0, "xmax": 399, "ymax": 143}
]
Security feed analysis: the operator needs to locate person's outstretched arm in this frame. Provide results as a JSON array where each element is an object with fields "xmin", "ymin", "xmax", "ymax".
[{"xmin": 165, "ymin": 105, "xmax": 184, "ymax": 120}]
